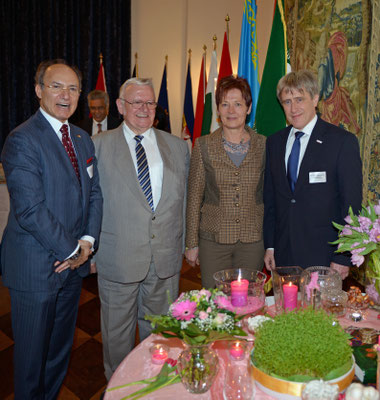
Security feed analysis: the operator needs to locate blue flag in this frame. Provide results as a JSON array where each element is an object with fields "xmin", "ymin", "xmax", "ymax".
[
  {"xmin": 183, "ymin": 59, "xmax": 194, "ymax": 140},
  {"xmin": 158, "ymin": 63, "xmax": 171, "ymax": 133},
  {"xmin": 238, "ymin": 0, "xmax": 260, "ymax": 126}
]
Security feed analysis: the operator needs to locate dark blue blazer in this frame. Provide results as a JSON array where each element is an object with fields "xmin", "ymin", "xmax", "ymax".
[
  {"xmin": 0, "ymin": 110, "xmax": 103, "ymax": 291},
  {"xmin": 77, "ymin": 115, "xmax": 121, "ymax": 136},
  {"xmin": 263, "ymin": 117, "xmax": 362, "ymax": 268}
]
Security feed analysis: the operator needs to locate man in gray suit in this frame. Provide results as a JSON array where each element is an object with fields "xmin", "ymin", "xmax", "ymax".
[{"xmin": 93, "ymin": 77, "xmax": 189, "ymax": 379}]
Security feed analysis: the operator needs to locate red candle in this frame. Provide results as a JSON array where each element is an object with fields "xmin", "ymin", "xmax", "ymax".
[
  {"xmin": 231, "ymin": 278, "xmax": 249, "ymax": 307},
  {"xmin": 229, "ymin": 341, "xmax": 246, "ymax": 361},
  {"xmin": 150, "ymin": 345, "xmax": 168, "ymax": 365},
  {"xmin": 283, "ymin": 282, "xmax": 298, "ymax": 311}
]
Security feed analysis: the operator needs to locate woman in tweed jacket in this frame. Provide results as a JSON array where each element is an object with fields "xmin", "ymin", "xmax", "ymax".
[{"xmin": 185, "ymin": 75, "xmax": 266, "ymax": 288}]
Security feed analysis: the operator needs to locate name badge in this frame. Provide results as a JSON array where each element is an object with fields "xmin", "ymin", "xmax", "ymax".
[
  {"xmin": 309, "ymin": 171, "xmax": 326, "ymax": 184},
  {"xmin": 87, "ymin": 164, "xmax": 94, "ymax": 178}
]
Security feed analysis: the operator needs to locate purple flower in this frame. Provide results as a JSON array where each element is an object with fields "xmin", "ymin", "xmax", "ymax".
[
  {"xmin": 373, "ymin": 203, "xmax": 380, "ymax": 216},
  {"xmin": 351, "ymin": 253, "xmax": 365, "ymax": 267},
  {"xmin": 342, "ymin": 227, "xmax": 353, "ymax": 236},
  {"xmin": 369, "ymin": 226, "xmax": 380, "ymax": 243},
  {"xmin": 344, "ymin": 215, "xmax": 353, "ymax": 224},
  {"xmin": 366, "ymin": 283, "xmax": 380, "ymax": 304},
  {"xmin": 171, "ymin": 300, "xmax": 197, "ymax": 321},
  {"xmin": 358, "ymin": 216, "xmax": 372, "ymax": 231}
]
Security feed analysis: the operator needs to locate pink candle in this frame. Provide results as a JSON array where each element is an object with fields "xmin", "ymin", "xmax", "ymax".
[
  {"xmin": 283, "ymin": 282, "xmax": 298, "ymax": 311},
  {"xmin": 150, "ymin": 345, "xmax": 168, "ymax": 365},
  {"xmin": 231, "ymin": 278, "xmax": 249, "ymax": 307},
  {"xmin": 229, "ymin": 341, "xmax": 246, "ymax": 361}
]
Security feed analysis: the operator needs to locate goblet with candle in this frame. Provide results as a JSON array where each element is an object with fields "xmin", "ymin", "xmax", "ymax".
[
  {"xmin": 213, "ymin": 268, "xmax": 266, "ymax": 316},
  {"xmin": 272, "ymin": 266, "xmax": 303, "ymax": 313},
  {"xmin": 150, "ymin": 344, "xmax": 169, "ymax": 365},
  {"xmin": 228, "ymin": 340, "xmax": 247, "ymax": 361}
]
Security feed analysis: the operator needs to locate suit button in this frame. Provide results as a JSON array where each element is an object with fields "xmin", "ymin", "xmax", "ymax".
[
  {"xmin": 152, "ymin": 216, "xmax": 156, "ymax": 220},
  {"xmin": 235, "ymin": 203, "xmax": 239, "ymax": 207},
  {"xmin": 291, "ymin": 199, "xmax": 296, "ymax": 203},
  {"xmin": 235, "ymin": 187, "xmax": 240, "ymax": 191},
  {"xmin": 236, "ymin": 219, "xmax": 240, "ymax": 223},
  {"xmin": 234, "ymin": 172, "xmax": 239, "ymax": 176},
  {"xmin": 151, "ymin": 234, "xmax": 155, "ymax": 239}
]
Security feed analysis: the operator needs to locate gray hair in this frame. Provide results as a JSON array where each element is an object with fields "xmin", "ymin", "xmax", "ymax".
[
  {"xmin": 119, "ymin": 77, "xmax": 155, "ymax": 98},
  {"xmin": 277, "ymin": 70, "xmax": 319, "ymax": 101},
  {"xmin": 87, "ymin": 90, "xmax": 109, "ymax": 107}
]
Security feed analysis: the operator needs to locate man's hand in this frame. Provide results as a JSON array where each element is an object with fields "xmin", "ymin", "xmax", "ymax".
[
  {"xmin": 185, "ymin": 247, "xmax": 200, "ymax": 267},
  {"xmin": 330, "ymin": 262, "xmax": 349, "ymax": 279},
  {"xmin": 264, "ymin": 249, "xmax": 276, "ymax": 271},
  {"xmin": 55, "ymin": 240, "xmax": 93, "ymax": 273},
  {"xmin": 90, "ymin": 262, "xmax": 97, "ymax": 274}
]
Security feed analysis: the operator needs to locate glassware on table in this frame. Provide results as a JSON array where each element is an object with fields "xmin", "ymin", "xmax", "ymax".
[
  {"xmin": 213, "ymin": 268, "xmax": 266, "ymax": 316},
  {"xmin": 272, "ymin": 266, "xmax": 303, "ymax": 313},
  {"xmin": 223, "ymin": 361, "xmax": 255, "ymax": 400},
  {"xmin": 177, "ymin": 343, "xmax": 219, "ymax": 394},
  {"xmin": 321, "ymin": 288, "xmax": 348, "ymax": 317},
  {"xmin": 300, "ymin": 266, "xmax": 342, "ymax": 309}
]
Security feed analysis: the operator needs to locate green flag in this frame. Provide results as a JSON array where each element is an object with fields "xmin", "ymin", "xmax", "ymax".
[{"xmin": 255, "ymin": 0, "xmax": 287, "ymax": 137}]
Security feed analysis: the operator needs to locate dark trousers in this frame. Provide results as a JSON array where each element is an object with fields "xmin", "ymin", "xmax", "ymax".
[{"xmin": 10, "ymin": 270, "xmax": 82, "ymax": 400}]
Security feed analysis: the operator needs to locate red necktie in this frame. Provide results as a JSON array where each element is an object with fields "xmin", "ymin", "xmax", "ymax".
[
  {"xmin": 60, "ymin": 124, "xmax": 80, "ymax": 181},
  {"xmin": 97, "ymin": 123, "xmax": 102, "ymax": 133}
]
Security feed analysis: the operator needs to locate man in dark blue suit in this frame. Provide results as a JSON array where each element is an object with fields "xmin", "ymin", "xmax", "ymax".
[
  {"xmin": 263, "ymin": 70, "xmax": 362, "ymax": 278},
  {"xmin": 1, "ymin": 59, "xmax": 103, "ymax": 399}
]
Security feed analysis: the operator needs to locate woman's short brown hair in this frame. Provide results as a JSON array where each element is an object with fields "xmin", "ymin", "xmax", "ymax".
[{"xmin": 215, "ymin": 75, "xmax": 252, "ymax": 108}]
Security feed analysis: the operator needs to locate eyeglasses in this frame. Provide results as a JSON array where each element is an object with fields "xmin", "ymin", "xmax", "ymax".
[
  {"xmin": 119, "ymin": 98, "xmax": 157, "ymax": 110},
  {"xmin": 42, "ymin": 83, "xmax": 81, "ymax": 96}
]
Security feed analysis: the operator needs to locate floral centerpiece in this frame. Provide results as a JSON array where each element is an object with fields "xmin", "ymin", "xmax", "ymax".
[
  {"xmin": 145, "ymin": 288, "xmax": 246, "ymax": 345},
  {"xmin": 146, "ymin": 288, "xmax": 247, "ymax": 394},
  {"xmin": 332, "ymin": 201, "xmax": 380, "ymax": 303}
]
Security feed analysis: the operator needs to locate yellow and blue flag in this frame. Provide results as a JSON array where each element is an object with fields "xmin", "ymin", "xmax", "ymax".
[{"xmin": 238, "ymin": 0, "xmax": 260, "ymax": 127}]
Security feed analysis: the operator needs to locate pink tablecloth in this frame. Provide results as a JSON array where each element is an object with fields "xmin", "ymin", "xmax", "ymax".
[{"xmin": 104, "ymin": 306, "xmax": 380, "ymax": 400}]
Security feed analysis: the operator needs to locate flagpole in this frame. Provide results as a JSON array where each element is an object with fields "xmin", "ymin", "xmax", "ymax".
[
  {"xmin": 99, "ymin": 53, "xmax": 103, "ymax": 66},
  {"xmin": 135, "ymin": 52, "xmax": 138, "ymax": 78},
  {"xmin": 213, "ymin": 35, "xmax": 217, "ymax": 51},
  {"xmin": 225, "ymin": 14, "xmax": 230, "ymax": 43}
]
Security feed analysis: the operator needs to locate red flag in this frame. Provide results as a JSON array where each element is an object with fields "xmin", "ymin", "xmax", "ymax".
[
  {"xmin": 218, "ymin": 32, "xmax": 233, "ymax": 82},
  {"xmin": 95, "ymin": 62, "xmax": 107, "ymax": 92},
  {"xmin": 192, "ymin": 54, "xmax": 207, "ymax": 146}
]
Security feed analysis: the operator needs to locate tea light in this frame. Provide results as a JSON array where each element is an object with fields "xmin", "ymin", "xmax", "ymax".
[
  {"xmin": 150, "ymin": 344, "xmax": 169, "ymax": 365},
  {"xmin": 231, "ymin": 278, "xmax": 249, "ymax": 307},
  {"xmin": 283, "ymin": 282, "xmax": 298, "ymax": 311},
  {"xmin": 229, "ymin": 340, "xmax": 246, "ymax": 361}
]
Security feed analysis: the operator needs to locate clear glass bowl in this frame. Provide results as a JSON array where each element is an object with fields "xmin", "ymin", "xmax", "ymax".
[{"xmin": 321, "ymin": 289, "xmax": 348, "ymax": 317}]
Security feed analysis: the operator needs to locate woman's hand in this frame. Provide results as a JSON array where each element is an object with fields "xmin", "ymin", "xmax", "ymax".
[{"xmin": 185, "ymin": 247, "xmax": 200, "ymax": 267}]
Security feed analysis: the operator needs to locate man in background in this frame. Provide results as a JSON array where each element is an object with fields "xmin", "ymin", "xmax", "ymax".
[
  {"xmin": 93, "ymin": 77, "xmax": 189, "ymax": 380},
  {"xmin": 263, "ymin": 70, "xmax": 362, "ymax": 278},
  {"xmin": 1, "ymin": 59, "xmax": 103, "ymax": 399},
  {"xmin": 79, "ymin": 89, "xmax": 120, "ymax": 135}
]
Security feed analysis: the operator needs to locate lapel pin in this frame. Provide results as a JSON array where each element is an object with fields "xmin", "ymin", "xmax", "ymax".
[
  {"xmin": 77, "ymin": 134, "xmax": 81, "ymax": 138},
  {"xmin": 316, "ymin": 139, "xmax": 323, "ymax": 144}
]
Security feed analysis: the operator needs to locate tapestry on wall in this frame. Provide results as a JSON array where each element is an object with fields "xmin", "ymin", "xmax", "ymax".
[{"xmin": 285, "ymin": 0, "xmax": 379, "ymax": 201}]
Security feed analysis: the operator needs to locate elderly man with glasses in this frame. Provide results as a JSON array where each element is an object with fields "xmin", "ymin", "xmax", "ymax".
[
  {"xmin": 92, "ymin": 77, "xmax": 189, "ymax": 380},
  {"xmin": 1, "ymin": 59, "xmax": 103, "ymax": 399}
]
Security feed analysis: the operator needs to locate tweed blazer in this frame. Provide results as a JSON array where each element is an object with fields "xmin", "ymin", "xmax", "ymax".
[{"xmin": 186, "ymin": 126, "xmax": 266, "ymax": 248}]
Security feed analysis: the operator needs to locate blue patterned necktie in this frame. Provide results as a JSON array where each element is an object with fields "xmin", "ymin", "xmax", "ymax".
[
  {"xmin": 287, "ymin": 131, "xmax": 305, "ymax": 192},
  {"xmin": 134, "ymin": 135, "xmax": 154, "ymax": 211}
]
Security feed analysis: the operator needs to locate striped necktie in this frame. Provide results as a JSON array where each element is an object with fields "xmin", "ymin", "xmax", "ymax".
[
  {"xmin": 60, "ymin": 124, "xmax": 80, "ymax": 181},
  {"xmin": 287, "ymin": 131, "xmax": 304, "ymax": 192},
  {"xmin": 134, "ymin": 135, "xmax": 154, "ymax": 211}
]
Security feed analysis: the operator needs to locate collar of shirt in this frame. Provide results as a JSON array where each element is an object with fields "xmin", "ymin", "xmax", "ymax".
[
  {"xmin": 285, "ymin": 114, "xmax": 318, "ymax": 172},
  {"xmin": 40, "ymin": 107, "xmax": 69, "ymax": 141},
  {"xmin": 122, "ymin": 122, "xmax": 154, "ymax": 146},
  {"xmin": 92, "ymin": 117, "xmax": 107, "ymax": 132}
]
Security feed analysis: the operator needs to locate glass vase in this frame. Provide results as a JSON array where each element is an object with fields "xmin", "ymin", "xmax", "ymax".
[
  {"xmin": 177, "ymin": 344, "xmax": 219, "ymax": 394},
  {"xmin": 366, "ymin": 250, "xmax": 380, "ymax": 308}
]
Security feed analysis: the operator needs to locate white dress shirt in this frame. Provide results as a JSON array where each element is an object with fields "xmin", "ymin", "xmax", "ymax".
[
  {"xmin": 92, "ymin": 117, "xmax": 107, "ymax": 136},
  {"xmin": 40, "ymin": 107, "xmax": 95, "ymax": 257},
  {"xmin": 122, "ymin": 122, "xmax": 163, "ymax": 210},
  {"xmin": 284, "ymin": 115, "xmax": 318, "ymax": 176}
]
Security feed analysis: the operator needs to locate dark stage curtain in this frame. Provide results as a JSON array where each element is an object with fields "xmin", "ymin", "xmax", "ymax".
[{"xmin": 0, "ymin": 0, "xmax": 131, "ymax": 153}]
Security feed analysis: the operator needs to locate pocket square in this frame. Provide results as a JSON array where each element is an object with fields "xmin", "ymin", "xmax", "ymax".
[{"xmin": 87, "ymin": 157, "xmax": 93, "ymax": 164}]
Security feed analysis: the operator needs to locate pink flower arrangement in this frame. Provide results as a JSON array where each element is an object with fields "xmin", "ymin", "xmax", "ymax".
[
  {"xmin": 146, "ymin": 289, "xmax": 246, "ymax": 346},
  {"xmin": 333, "ymin": 201, "xmax": 380, "ymax": 298}
]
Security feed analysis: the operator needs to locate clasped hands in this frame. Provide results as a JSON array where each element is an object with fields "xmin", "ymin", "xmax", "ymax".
[{"xmin": 54, "ymin": 239, "xmax": 93, "ymax": 273}]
